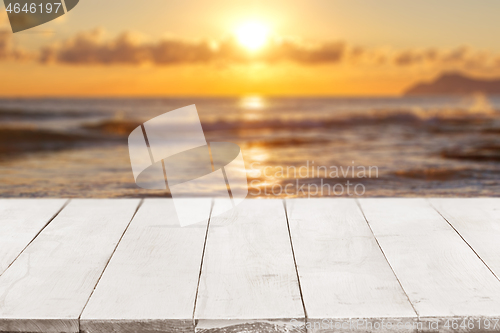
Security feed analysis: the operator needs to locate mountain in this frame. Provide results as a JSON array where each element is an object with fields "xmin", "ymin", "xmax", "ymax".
[{"xmin": 404, "ymin": 72, "xmax": 500, "ymax": 95}]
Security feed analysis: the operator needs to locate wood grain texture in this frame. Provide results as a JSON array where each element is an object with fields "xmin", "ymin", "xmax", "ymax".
[
  {"xmin": 81, "ymin": 199, "xmax": 210, "ymax": 333},
  {"xmin": 0, "ymin": 199, "xmax": 67, "ymax": 276},
  {"xmin": 358, "ymin": 198, "xmax": 500, "ymax": 320},
  {"xmin": 0, "ymin": 199, "xmax": 141, "ymax": 333},
  {"xmin": 286, "ymin": 199, "xmax": 416, "ymax": 332},
  {"xmin": 429, "ymin": 198, "xmax": 500, "ymax": 280},
  {"xmin": 194, "ymin": 199, "xmax": 304, "ymax": 332}
]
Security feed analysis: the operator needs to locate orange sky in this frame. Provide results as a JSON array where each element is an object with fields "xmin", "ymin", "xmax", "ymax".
[
  {"xmin": 1, "ymin": 0, "xmax": 500, "ymax": 96},
  {"xmin": 0, "ymin": 61, "xmax": 417, "ymax": 97}
]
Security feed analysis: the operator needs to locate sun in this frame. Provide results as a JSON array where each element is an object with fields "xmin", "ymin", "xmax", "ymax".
[{"xmin": 235, "ymin": 21, "xmax": 269, "ymax": 51}]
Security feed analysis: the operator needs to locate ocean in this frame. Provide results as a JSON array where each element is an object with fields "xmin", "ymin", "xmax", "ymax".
[{"xmin": 0, "ymin": 96, "xmax": 499, "ymax": 197}]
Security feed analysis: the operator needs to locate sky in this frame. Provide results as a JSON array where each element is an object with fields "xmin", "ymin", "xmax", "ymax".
[{"xmin": 2, "ymin": 0, "xmax": 500, "ymax": 96}]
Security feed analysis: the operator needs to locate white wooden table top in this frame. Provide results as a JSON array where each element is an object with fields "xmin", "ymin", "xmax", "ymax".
[{"xmin": 0, "ymin": 198, "xmax": 499, "ymax": 333}]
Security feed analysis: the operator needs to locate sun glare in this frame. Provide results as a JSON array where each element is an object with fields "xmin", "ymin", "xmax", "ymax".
[
  {"xmin": 235, "ymin": 21, "xmax": 269, "ymax": 51},
  {"xmin": 241, "ymin": 96, "xmax": 265, "ymax": 109}
]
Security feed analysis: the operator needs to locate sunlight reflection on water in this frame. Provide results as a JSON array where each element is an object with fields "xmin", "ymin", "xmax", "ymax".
[{"xmin": 240, "ymin": 96, "xmax": 265, "ymax": 110}]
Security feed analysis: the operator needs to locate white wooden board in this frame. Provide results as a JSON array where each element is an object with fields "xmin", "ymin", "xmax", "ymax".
[
  {"xmin": 429, "ymin": 198, "xmax": 500, "ymax": 280},
  {"xmin": 358, "ymin": 198, "xmax": 500, "ymax": 320},
  {"xmin": 0, "ymin": 198, "xmax": 499, "ymax": 333},
  {"xmin": 194, "ymin": 199, "xmax": 304, "ymax": 332},
  {"xmin": 0, "ymin": 199, "xmax": 67, "ymax": 275},
  {"xmin": 286, "ymin": 199, "xmax": 416, "ymax": 332},
  {"xmin": 81, "ymin": 198, "xmax": 211, "ymax": 333},
  {"xmin": 0, "ymin": 199, "xmax": 141, "ymax": 333}
]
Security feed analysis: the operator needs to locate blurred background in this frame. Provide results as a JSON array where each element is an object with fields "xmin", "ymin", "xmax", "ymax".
[{"xmin": 1, "ymin": 0, "xmax": 499, "ymax": 197}]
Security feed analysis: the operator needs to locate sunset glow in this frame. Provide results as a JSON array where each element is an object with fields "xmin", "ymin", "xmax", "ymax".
[
  {"xmin": 235, "ymin": 21, "xmax": 269, "ymax": 51},
  {"xmin": 1, "ymin": 0, "xmax": 500, "ymax": 96}
]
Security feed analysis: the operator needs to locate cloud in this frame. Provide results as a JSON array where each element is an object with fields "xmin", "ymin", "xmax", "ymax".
[
  {"xmin": 2, "ymin": 27, "xmax": 500, "ymax": 74},
  {"xmin": 40, "ymin": 29, "xmax": 154, "ymax": 64},
  {"xmin": 0, "ymin": 30, "xmax": 33, "ymax": 61},
  {"xmin": 389, "ymin": 45, "xmax": 496, "ymax": 71},
  {"xmin": 0, "ymin": 31, "xmax": 9, "ymax": 58},
  {"xmin": 38, "ymin": 29, "xmax": 348, "ymax": 66}
]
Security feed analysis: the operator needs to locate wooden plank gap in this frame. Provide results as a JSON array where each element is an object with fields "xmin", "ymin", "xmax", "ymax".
[
  {"xmin": 80, "ymin": 198, "xmax": 210, "ymax": 333},
  {"xmin": 78, "ymin": 198, "xmax": 145, "ymax": 327},
  {"xmin": 0, "ymin": 198, "xmax": 70, "ymax": 279},
  {"xmin": 283, "ymin": 199, "xmax": 308, "ymax": 322},
  {"xmin": 194, "ymin": 199, "xmax": 304, "ymax": 331},
  {"xmin": 192, "ymin": 198, "xmax": 214, "ymax": 327},
  {"xmin": 354, "ymin": 198, "xmax": 420, "ymax": 318},
  {"xmin": 427, "ymin": 198, "xmax": 500, "ymax": 282}
]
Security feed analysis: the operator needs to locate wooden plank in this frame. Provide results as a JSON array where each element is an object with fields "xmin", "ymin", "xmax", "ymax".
[
  {"xmin": 286, "ymin": 199, "xmax": 417, "ymax": 332},
  {"xmin": 429, "ymin": 198, "xmax": 500, "ymax": 280},
  {"xmin": 0, "ymin": 199, "xmax": 141, "ymax": 333},
  {"xmin": 194, "ymin": 199, "xmax": 304, "ymax": 332},
  {"xmin": 80, "ymin": 198, "xmax": 211, "ymax": 333},
  {"xmin": 0, "ymin": 199, "xmax": 67, "ymax": 275},
  {"xmin": 358, "ymin": 198, "xmax": 500, "ymax": 322}
]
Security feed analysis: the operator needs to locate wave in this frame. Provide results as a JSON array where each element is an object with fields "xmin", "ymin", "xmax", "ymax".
[
  {"xmin": 0, "ymin": 107, "xmax": 100, "ymax": 120},
  {"xmin": 83, "ymin": 119, "xmax": 141, "ymax": 136},
  {"xmin": 442, "ymin": 144, "xmax": 500, "ymax": 161},
  {"xmin": 393, "ymin": 168, "xmax": 470, "ymax": 181},
  {"xmin": 81, "ymin": 106, "xmax": 500, "ymax": 136},
  {"xmin": 0, "ymin": 127, "xmax": 113, "ymax": 158}
]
